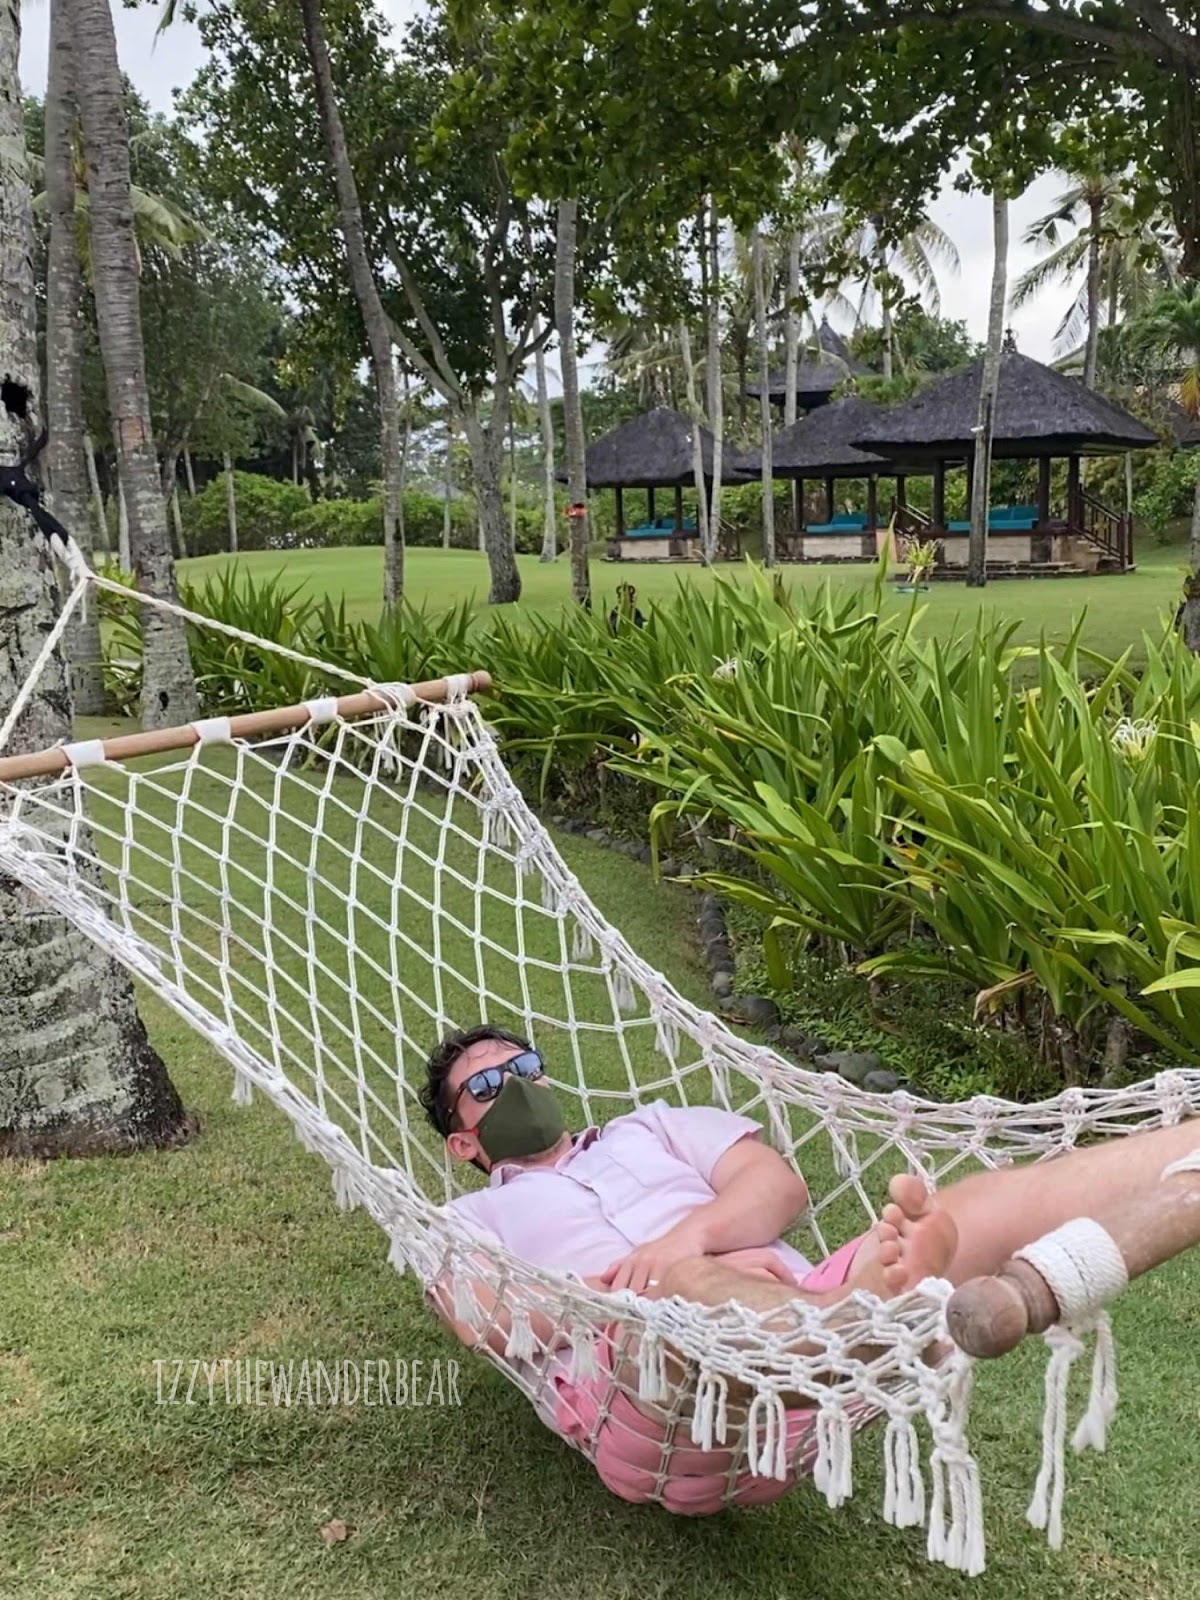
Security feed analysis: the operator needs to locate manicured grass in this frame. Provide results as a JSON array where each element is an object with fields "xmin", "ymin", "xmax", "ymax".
[
  {"xmin": 5, "ymin": 791, "xmax": 1200, "ymax": 1596},
  {"xmin": 183, "ymin": 533, "xmax": 1194, "ymax": 661}
]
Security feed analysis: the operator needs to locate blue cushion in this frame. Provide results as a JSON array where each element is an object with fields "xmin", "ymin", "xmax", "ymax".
[
  {"xmin": 805, "ymin": 522, "xmax": 865, "ymax": 536},
  {"xmin": 830, "ymin": 512, "xmax": 867, "ymax": 527}
]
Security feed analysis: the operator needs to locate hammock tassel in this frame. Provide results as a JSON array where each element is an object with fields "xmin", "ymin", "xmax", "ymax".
[
  {"xmin": 653, "ymin": 1011, "xmax": 679, "ymax": 1061},
  {"xmin": 231, "ymin": 1070, "xmax": 253, "ymax": 1106},
  {"xmin": 882, "ymin": 1410, "xmax": 925, "ymax": 1529},
  {"xmin": 331, "ymin": 1166, "xmax": 358, "ymax": 1213},
  {"xmin": 613, "ymin": 968, "xmax": 637, "ymax": 1015},
  {"xmin": 690, "ymin": 1368, "xmax": 729, "ymax": 1450},
  {"xmin": 386, "ymin": 1232, "xmax": 408, "ymax": 1277},
  {"xmin": 452, "ymin": 1272, "xmax": 482, "ymax": 1332},
  {"xmin": 831, "ymin": 1130, "xmax": 859, "ymax": 1181},
  {"xmin": 1027, "ymin": 1323, "xmax": 1085, "ymax": 1551},
  {"xmin": 747, "ymin": 1387, "xmax": 790, "ymax": 1481},
  {"xmin": 924, "ymin": 1363, "xmax": 985, "ymax": 1575},
  {"xmin": 569, "ymin": 1322, "xmax": 602, "ymax": 1382},
  {"xmin": 505, "ymin": 1307, "xmax": 537, "ymax": 1364},
  {"xmin": 636, "ymin": 1330, "xmax": 668, "ymax": 1404},
  {"xmin": 571, "ymin": 922, "xmax": 594, "ymax": 962},
  {"xmin": 1071, "ymin": 1312, "xmax": 1118, "ymax": 1455},
  {"xmin": 813, "ymin": 1403, "xmax": 853, "ymax": 1506}
]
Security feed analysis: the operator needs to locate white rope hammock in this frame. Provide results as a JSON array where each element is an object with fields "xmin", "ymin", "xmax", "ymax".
[{"xmin": 5, "ymin": 548, "xmax": 1200, "ymax": 1576}]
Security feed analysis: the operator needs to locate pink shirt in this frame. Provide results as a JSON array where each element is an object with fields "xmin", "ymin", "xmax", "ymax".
[{"xmin": 447, "ymin": 1099, "xmax": 813, "ymax": 1281}]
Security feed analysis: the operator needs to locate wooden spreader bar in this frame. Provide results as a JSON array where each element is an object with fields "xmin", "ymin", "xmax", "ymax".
[{"xmin": 0, "ymin": 670, "xmax": 493, "ymax": 784}]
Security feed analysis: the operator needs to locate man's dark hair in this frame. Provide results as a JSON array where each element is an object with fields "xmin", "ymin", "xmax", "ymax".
[{"xmin": 420, "ymin": 1024, "xmax": 532, "ymax": 1139}]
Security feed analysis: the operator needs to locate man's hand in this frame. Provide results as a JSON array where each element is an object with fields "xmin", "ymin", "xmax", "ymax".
[
  {"xmin": 599, "ymin": 1219, "xmax": 708, "ymax": 1295},
  {"xmin": 707, "ymin": 1247, "xmax": 799, "ymax": 1285}
]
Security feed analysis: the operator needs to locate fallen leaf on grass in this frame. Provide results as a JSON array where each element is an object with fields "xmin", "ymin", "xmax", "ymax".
[{"xmin": 320, "ymin": 1519, "xmax": 350, "ymax": 1546}]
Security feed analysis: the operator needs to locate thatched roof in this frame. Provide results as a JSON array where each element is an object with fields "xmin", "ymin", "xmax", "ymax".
[
  {"xmin": 747, "ymin": 320, "xmax": 872, "ymax": 408},
  {"xmin": 579, "ymin": 407, "xmax": 752, "ymax": 489},
  {"xmin": 853, "ymin": 352, "xmax": 1158, "ymax": 460},
  {"xmin": 1167, "ymin": 400, "xmax": 1200, "ymax": 449},
  {"xmin": 742, "ymin": 396, "xmax": 897, "ymax": 479}
]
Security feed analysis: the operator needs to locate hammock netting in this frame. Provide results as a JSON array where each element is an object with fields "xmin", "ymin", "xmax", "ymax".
[{"xmin": 5, "ymin": 555, "xmax": 1200, "ymax": 1576}]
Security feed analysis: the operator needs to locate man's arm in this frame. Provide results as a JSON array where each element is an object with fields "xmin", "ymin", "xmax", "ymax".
[{"xmin": 601, "ymin": 1133, "xmax": 809, "ymax": 1294}]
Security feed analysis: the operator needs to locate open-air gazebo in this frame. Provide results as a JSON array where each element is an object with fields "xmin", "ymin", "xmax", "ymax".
[
  {"xmin": 852, "ymin": 347, "xmax": 1158, "ymax": 574},
  {"xmin": 580, "ymin": 406, "xmax": 749, "ymax": 562},
  {"xmin": 742, "ymin": 396, "xmax": 906, "ymax": 560},
  {"xmin": 747, "ymin": 319, "xmax": 873, "ymax": 415}
]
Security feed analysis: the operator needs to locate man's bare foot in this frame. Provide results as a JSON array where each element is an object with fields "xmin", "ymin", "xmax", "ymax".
[{"xmin": 846, "ymin": 1173, "xmax": 959, "ymax": 1299}]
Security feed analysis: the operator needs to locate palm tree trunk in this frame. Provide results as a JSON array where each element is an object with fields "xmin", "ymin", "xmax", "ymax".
[
  {"xmin": 0, "ymin": 0, "xmax": 190, "ymax": 1158},
  {"xmin": 460, "ymin": 396, "xmax": 519, "ymax": 604},
  {"xmin": 170, "ymin": 484, "xmax": 187, "ymax": 560},
  {"xmin": 71, "ymin": 0, "xmax": 196, "ymax": 728},
  {"xmin": 752, "ymin": 223, "xmax": 776, "ymax": 568},
  {"xmin": 967, "ymin": 191, "xmax": 1009, "ymax": 589},
  {"xmin": 44, "ymin": 0, "xmax": 104, "ymax": 714},
  {"xmin": 534, "ymin": 316, "xmax": 556, "ymax": 562},
  {"xmin": 442, "ymin": 415, "xmax": 453, "ymax": 549},
  {"xmin": 223, "ymin": 449, "xmax": 238, "ymax": 554},
  {"xmin": 678, "ymin": 318, "xmax": 710, "ymax": 553},
  {"xmin": 705, "ymin": 200, "xmax": 724, "ymax": 563},
  {"xmin": 83, "ymin": 433, "xmax": 109, "ymax": 554},
  {"xmin": 784, "ymin": 230, "xmax": 802, "ymax": 428},
  {"xmin": 875, "ymin": 231, "xmax": 894, "ymax": 382},
  {"xmin": 1083, "ymin": 194, "xmax": 1103, "ymax": 388},
  {"xmin": 297, "ymin": 0, "xmax": 403, "ymax": 606},
  {"xmin": 554, "ymin": 198, "xmax": 590, "ymax": 606},
  {"xmin": 117, "ymin": 474, "xmax": 130, "ymax": 570}
]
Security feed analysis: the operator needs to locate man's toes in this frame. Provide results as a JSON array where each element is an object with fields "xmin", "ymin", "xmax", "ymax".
[{"xmin": 889, "ymin": 1173, "xmax": 933, "ymax": 1219}]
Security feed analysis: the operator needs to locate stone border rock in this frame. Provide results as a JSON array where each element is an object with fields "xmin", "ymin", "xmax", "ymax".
[{"xmin": 546, "ymin": 812, "xmax": 903, "ymax": 1094}]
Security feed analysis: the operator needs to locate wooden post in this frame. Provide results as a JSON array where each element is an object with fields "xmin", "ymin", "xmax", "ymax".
[
  {"xmin": 674, "ymin": 484, "xmax": 684, "ymax": 533},
  {"xmin": 1067, "ymin": 455, "xmax": 1081, "ymax": 527},
  {"xmin": 1038, "ymin": 455, "xmax": 1052, "ymax": 524},
  {"xmin": 964, "ymin": 456, "xmax": 974, "ymax": 517},
  {"xmin": 794, "ymin": 478, "xmax": 805, "ymax": 531},
  {"xmin": 824, "ymin": 476, "xmax": 835, "ymax": 522},
  {"xmin": 896, "ymin": 475, "xmax": 907, "ymax": 510},
  {"xmin": 866, "ymin": 476, "xmax": 878, "ymax": 530},
  {"xmin": 932, "ymin": 460, "xmax": 946, "ymax": 530},
  {"xmin": 648, "ymin": 486, "xmax": 656, "ymax": 524},
  {"xmin": 615, "ymin": 485, "xmax": 625, "ymax": 538}
]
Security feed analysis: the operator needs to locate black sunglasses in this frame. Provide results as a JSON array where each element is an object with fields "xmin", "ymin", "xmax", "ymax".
[{"xmin": 448, "ymin": 1050, "xmax": 545, "ymax": 1120}]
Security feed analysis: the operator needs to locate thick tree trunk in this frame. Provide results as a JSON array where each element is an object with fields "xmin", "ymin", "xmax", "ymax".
[
  {"xmin": 967, "ymin": 192, "xmax": 1009, "ymax": 589},
  {"xmin": 442, "ymin": 414, "xmax": 453, "ymax": 549},
  {"xmin": 784, "ymin": 230, "xmax": 802, "ymax": 428},
  {"xmin": 183, "ymin": 444, "xmax": 196, "ymax": 498},
  {"xmin": 223, "ymin": 450, "xmax": 238, "ymax": 554},
  {"xmin": 83, "ymin": 433, "xmax": 109, "ymax": 555},
  {"xmin": 1083, "ymin": 195, "xmax": 1103, "ymax": 390},
  {"xmin": 554, "ymin": 198, "xmax": 590, "ymax": 606},
  {"xmin": 71, "ymin": 0, "xmax": 195, "ymax": 728},
  {"xmin": 534, "ymin": 316, "xmax": 556, "ymax": 562},
  {"xmin": 0, "ymin": 0, "xmax": 190, "ymax": 1158},
  {"xmin": 43, "ymin": 0, "xmax": 104, "ymax": 714},
  {"xmin": 297, "ymin": 0, "xmax": 403, "ymax": 607},
  {"xmin": 461, "ymin": 397, "xmax": 520, "ymax": 604},
  {"xmin": 705, "ymin": 201, "xmax": 723, "ymax": 563},
  {"xmin": 679, "ymin": 317, "xmax": 710, "ymax": 553},
  {"xmin": 752, "ymin": 223, "xmax": 775, "ymax": 568}
]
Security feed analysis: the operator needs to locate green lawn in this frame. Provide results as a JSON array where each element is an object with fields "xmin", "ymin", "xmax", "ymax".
[
  {"xmin": 183, "ymin": 532, "xmax": 1194, "ymax": 660},
  {"xmin": 5, "ymin": 779, "xmax": 1200, "ymax": 1597}
]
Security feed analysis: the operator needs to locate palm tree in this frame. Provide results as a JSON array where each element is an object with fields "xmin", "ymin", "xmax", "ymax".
[
  {"xmin": 1013, "ymin": 168, "xmax": 1177, "ymax": 385},
  {"xmin": 555, "ymin": 199, "xmax": 590, "ymax": 606},
  {"xmin": 297, "ymin": 0, "xmax": 404, "ymax": 606},
  {"xmin": 968, "ymin": 192, "xmax": 1010, "ymax": 589},
  {"xmin": 532, "ymin": 316, "xmax": 557, "ymax": 561},
  {"xmin": 0, "ymin": 0, "xmax": 191, "ymax": 1158},
  {"xmin": 1140, "ymin": 283, "xmax": 1200, "ymax": 648},
  {"xmin": 43, "ymin": 0, "xmax": 105, "ymax": 714},
  {"xmin": 71, "ymin": 0, "xmax": 196, "ymax": 729},
  {"xmin": 837, "ymin": 208, "xmax": 961, "ymax": 380}
]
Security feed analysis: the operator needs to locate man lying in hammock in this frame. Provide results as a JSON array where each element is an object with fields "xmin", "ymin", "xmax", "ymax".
[{"xmin": 419, "ymin": 1024, "xmax": 1200, "ymax": 1514}]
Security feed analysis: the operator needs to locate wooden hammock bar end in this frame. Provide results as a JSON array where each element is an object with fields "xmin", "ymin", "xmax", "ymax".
[{"xmin": 0, "ymin": 670, "xmax": 494, "ymax": 784}]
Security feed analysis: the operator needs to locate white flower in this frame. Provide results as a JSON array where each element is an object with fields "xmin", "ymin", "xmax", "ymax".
[
  {"xmin": 712, "ymin": 657, "xmax": 739, "ymax": 681},
  {"xmin": 1111, "ymin": 716, "xmax": 1158, "ymax": 760}
]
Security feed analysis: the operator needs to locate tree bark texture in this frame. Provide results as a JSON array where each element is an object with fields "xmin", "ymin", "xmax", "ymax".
[
  {"xmin": 679, "ymin": 317, "xmax": 710, "ymax": 554},
  {"xmin": 71, "ymin": 0, "xmax": 196, "ymax": 728},
  {"xmin": 43, "ymin": 0, "xmax": 105, "ymax": 714},
  {"xmin": 705, "ymin": 201, "xmax": 723, "ymax": 563},
  {"xmin": 534, "ymin": 315, "xmax": 556, "ymax": 562},
  {"xmin": 0, "ymin": 0, "xmax": 190, "ymax": 1158},
  {"xmin": 442, "ymin": 415, "xmax": 453, "ymax": 549},
  {"xmin": 297, "ymin": 0, "xmax": 403, "ymax": 607},
  {"xmin": 461, "ymin": 396, "xmax": 520, "ymax": 604},
  {"xmin": 1083, "ymin": 194, "xmax": 1103, "ymax": 390},
  {"xmin": 223, "ymin": 449, "xmax": 238, "ymax": 554},
  {"xmin": 784, "ymin": 231, "xmax": 802, "ymax": 428},
  {"xmin": 83, "ymin": 434, "xmax": 109, "ymax": 555},
  {"xmin": 752, "ymin": 224, "xmax": 776, "ymax": 567},
  {"xmin": 554, "ymin": 199, "xmax": 590, "ymax": 606},
  {"xmin": 967, "ymin": 192, "xmax": 1009, "ymax": 589}
]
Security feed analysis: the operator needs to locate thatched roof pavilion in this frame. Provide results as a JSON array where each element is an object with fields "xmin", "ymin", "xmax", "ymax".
[
  {"xmin": 747, "ymin": 320, "xmax": 872, "ymax": 412},
  {"xmin": 851, "ymin": 349, "xmax": 1157, "ymax": 570}
]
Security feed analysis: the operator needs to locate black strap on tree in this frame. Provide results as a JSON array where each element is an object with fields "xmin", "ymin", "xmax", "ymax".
[{"xmin": 0, "ymin": 429, "xmax": 74, "ymax": 548}]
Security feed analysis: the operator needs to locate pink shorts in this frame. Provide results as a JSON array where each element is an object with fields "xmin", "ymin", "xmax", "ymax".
[{"xmin": 552, "ymin": 1235, "xmax": 868, "ymax": 1515}]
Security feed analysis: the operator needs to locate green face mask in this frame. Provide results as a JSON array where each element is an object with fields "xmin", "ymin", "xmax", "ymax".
[{"xmin": 473, "ymin": 1073, "xmax": 566, "ymax": 1164}]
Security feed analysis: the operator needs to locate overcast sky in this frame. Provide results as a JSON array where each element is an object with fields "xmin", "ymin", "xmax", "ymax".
[{"xmin": 19, "ymin": 0, "xmax": 1074, "ymax": 382}]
